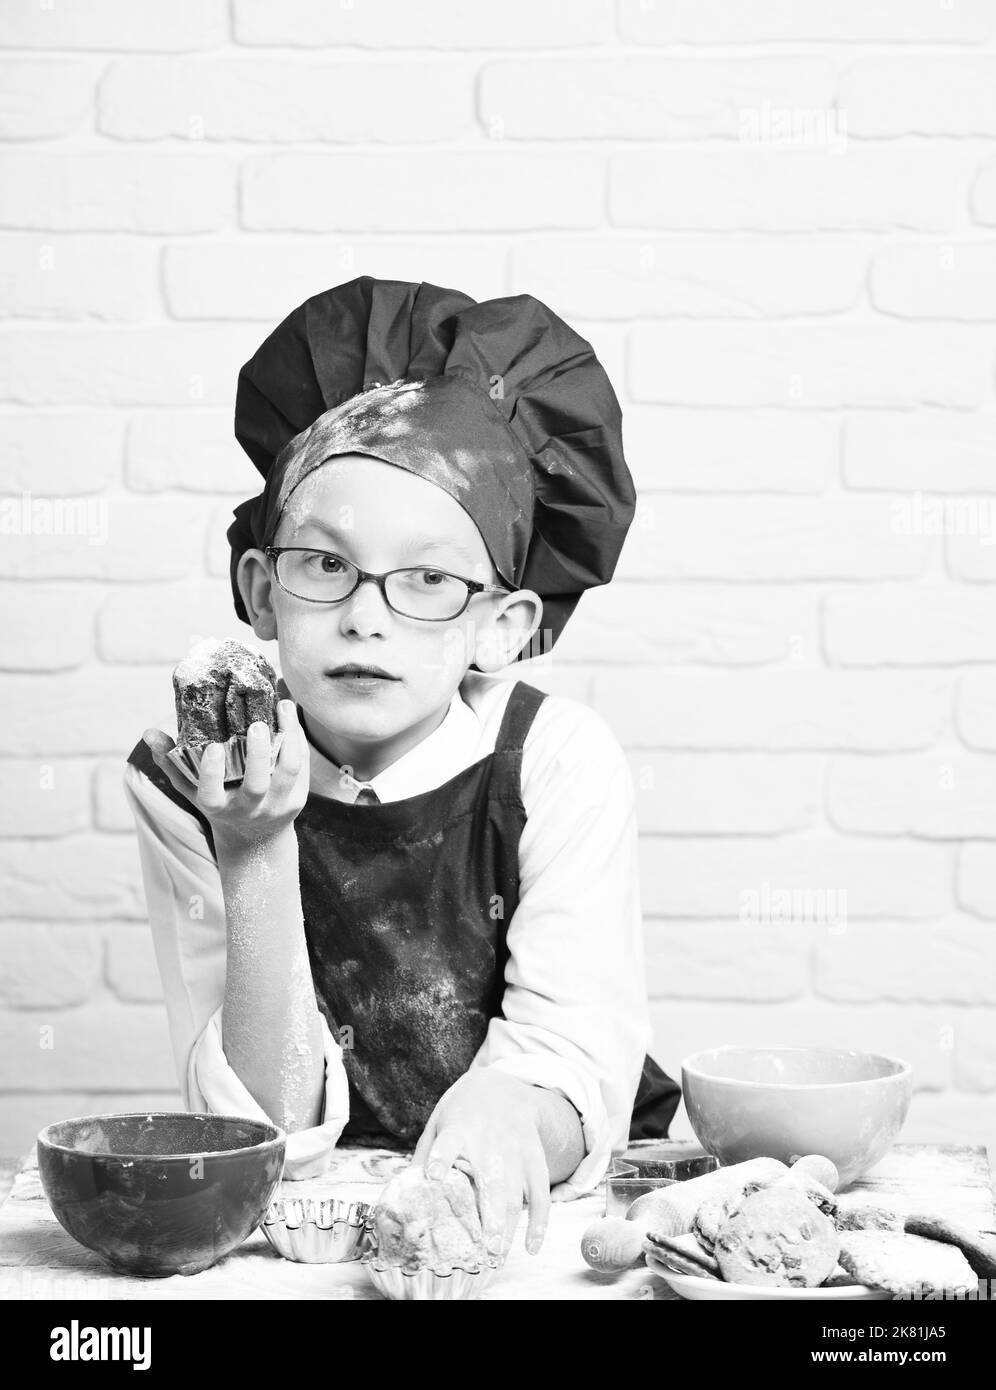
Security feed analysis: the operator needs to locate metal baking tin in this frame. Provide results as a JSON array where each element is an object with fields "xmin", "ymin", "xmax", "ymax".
[
  {"xmin": 360, "ymin": 1251, "xmax": 502, "ymax": 1301},
  {"xmin": 166, "ymin": 731, "xmax": 285, "ymax": 788},
  {"xmin": 262, "ymin": 1196, "xmax": 374, "ymax": 1264}
]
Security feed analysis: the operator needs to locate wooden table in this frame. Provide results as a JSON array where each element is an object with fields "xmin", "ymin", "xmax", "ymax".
[{"xmin": 1, "ymin": 1143, "xmax": 993, "ymax": 1301}]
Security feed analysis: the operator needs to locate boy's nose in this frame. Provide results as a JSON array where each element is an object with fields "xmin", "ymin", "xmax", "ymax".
[{"xmin": 338, "ymin": 576, "xmax": 393, "ymax": 636}]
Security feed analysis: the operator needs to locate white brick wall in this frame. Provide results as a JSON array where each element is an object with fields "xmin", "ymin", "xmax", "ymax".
[{"xmin": 1, "ymin": 1, "xmax": 994, "ymax": 1170}]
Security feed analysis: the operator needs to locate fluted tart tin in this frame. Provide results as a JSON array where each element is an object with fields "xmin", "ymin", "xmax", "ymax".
[
  {"xmin": 167, "ymin": 731, "xmax": 285, "ymax": 788},
  {"xmin": 262, "ymin": 1195, "xmax": 374, "ymax": 1264},
  {"xmin": 360, "ymin": 1251, "xmax": 502, "ymax": 1301}
]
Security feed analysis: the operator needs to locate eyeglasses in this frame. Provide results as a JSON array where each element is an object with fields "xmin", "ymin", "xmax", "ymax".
[{"xmin": 265, "ymin": 547, "xmax": 511, "ymax": 621}]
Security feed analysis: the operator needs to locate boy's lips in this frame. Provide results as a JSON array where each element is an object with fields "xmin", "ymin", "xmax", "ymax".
[{"xmin": 326, "ymin": 664, "xmax": 400, "ymax": 681}]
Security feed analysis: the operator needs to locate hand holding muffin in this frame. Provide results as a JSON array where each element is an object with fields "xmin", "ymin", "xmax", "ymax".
[{"xmin": 144, "ymin": 638, "xmax": 311, "ymax": 848}]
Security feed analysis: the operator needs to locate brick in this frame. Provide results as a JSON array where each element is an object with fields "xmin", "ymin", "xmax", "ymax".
[
  {"xmin": 98, "ymin": 582, "xmax": 249, "ymax": 663},
  {"xmin": 899, "ymin": 1092, "xmax": 996, "ymax": 1160},
  {"xmin": 99, "ymin": 58, "xmax": 474, "ymax": 142},
  {"xmin": 957, "ymin": 843, "xmax": 996, "ymax": 918},
  {"xmin": 0, "ymin": 154, "xmax": 234, "ymax": 233},
  {"xmin": 0, "ymin": 325, "xmax": 260, "ymax": 405},
  {"xmin": 557, "ymin": 582, "xmax": 819, "ymax": 666},
  {"xmin": 0, "ymin": 667, "xmax": 173, "ymax": 756},
  {"xmin": 242, "ymin": 153, "xmax": 602, "ymax": 232},
  {"xmin": 206, "ymin": 501, "xmax": 238, "ymax": 578},
  {"xmin": 0, "ymin": 760, "xmax": 90, "ymax": 837},
  {"xmin": 126, "ymin": 411, "xmax": 258, "ymax": 493},
  {"xmin": 870, "ymin": 242, "xmax": 996, "ymax": 319},
  {"xmin": 106, "ymin": 925, "xmax": 162, "ymax": 1003},
  {"xmin": 958, "ymin": 671, "xmax": 996, "ymax": 752},
  {"xmin": 0, "ymin": 496, "xmax": 207, "ymax": 581},
  {"xmin": 816, "ymin": 919, "xmax": 996, "ymax": 1005},
  {"xmin": 2, "ymin": 1, "xmax": 227, "ymax": 49},
  {"xmin": 0, "ymin": 412, "xmax": 121, "ymax": 495},
  {"xmin": 644, "ymin": 919, "xmax": 812, "ymax": 1000},
  {"xmin": 947, "ymin": 528, "xmax": 996, "ymax": 582},
  {"xmin": 621, "ymin": 408, "xmax": 835, "ymax": 492},
  {"xmin": 843, "ymin": 412, "xmax": 996, "ymax": 493},
  {"xmin": 0, "ymin": 1093, "xmax": 89, "ymax": 1160},
  {"xmin": 827, "ymin": 754, "xmax": 996, "ymax": 839},
  {"xmin": 0, "ymin": 234, "xmax": 160, "ymax": 321},
  {"xmin": 0, "ymin": 838, "xmax": 147, "ymax": 920},
  {"xmin": 611, "ymin": 145, "xmax": 971, "ymax": 232},
  {"xmin": 647, "ymin": 1000, "xmax": 957, "ymax": 1093},
  {"xmin": 630, "ymin": 754, "xmax": 820, "ymax": 834},
  {"xmin": 842, "ymin": 59, "xmax": 996, "ymax": 137},
  {"xmin": 824, "ymin": 587, "xmax": 996, "ymax": 667},
  {"xmin": 0, "ymin": 584, "xmax": 98, "ymax": 670},
  {"xmin": 615, "ymin": 498, "xmax": 929, "ymax": 581},
  {"xmin": 0, "ymin": 924, "xmax": 103, "ymax": 1008},
  {"xmin": 972, "ymin": 156, "xmax": 996, "ymax": 226},
  {"xmin": 619, "ymin": 0, "xmax": 996, "ymax": 44},
  {"xmin": 497, "ymin": 664, "xmax": 594, "ymax": 708},
  {"xmin": 79, "ymin": 1089, "xmax": 182, "ymax": 1112},
  {"xmin": 955, "ymin": 1013, "xmax": 996, "ymax": 1091},
  {"xmin": 595, "ymin": 669, "xmax": 949, "ymax": 751},
  {"xmin": 93, "ymin": 761, "xmax": 134, "ymax": 832},
  {"xmin": 0, "ymin": 60, "xmax": 94, "ymax": 138},
  {"xmin": 0, "ymin": 1091, "xmax": 183, "ymax": 1162},
  {"xmin": 629, "ymin": 323, "xmax": 989, "ymax": 408},
  {"xmin": 164, "ymin": 241, "xmax": 504, "ymax": 320},
  {"xmin": 638, "ymin": 837, "xmax": 952, "ymax": 920},
  {"xmin": 234, "ymin": 0, "xmax": 611, "ymax": 48},
  {"xmin": 481, "ymin": 57, "xmax": 837, "ymax": 140},
  {"xmin": 509, "ymin": 236, "xmax": 866, "ymax": 319},
  {"xmin": 0, "ymin": 1001, "xmax": 175, "ymax": 1090}
]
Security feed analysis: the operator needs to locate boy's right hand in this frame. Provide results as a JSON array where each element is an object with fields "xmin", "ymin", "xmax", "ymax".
[{"xmin": 143, "ymin": 696, "xmax": 310, "ymax": 848}]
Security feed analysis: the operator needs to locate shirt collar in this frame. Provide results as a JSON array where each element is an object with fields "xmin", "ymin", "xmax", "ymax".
[{"xmin": 304, "ymin": 686, "xmax": 482, "ymax": 804}]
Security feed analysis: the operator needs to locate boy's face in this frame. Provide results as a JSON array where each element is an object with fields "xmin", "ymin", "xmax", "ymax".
[{"xmin": 238, "ymin": 455, "xmax": 541, "ymax": 773}]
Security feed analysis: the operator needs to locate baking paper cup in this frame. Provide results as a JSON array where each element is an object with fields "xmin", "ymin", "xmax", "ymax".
[
  {"xmin": 360, "ymin": 1251, "xmax": 502, "ymax": 1301},
  {"xmin": 166, "ymin": 731, "xmax": 285, "ymax": 787},
  {"xmin": 262, "ymin": 1196, "xmax": 374, "ymax": 1264}
]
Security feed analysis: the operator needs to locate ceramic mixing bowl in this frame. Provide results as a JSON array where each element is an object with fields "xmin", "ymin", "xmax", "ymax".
[
  {"xmin": 681, "ymin": 1047, "xmax": 913, "ymax": 1189},
  {"xmin": 37, "ymin": 1111, "xmax": 285, "ymax": 1277}
]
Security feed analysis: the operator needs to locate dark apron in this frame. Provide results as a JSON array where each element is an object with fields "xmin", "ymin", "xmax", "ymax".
[{"xmin": 127, "ymin": 679, "xmax": 680, "ymax": 1149}]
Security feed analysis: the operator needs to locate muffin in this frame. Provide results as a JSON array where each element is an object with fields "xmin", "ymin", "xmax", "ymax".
[
  {"xmin": 362, "ymin": 1166, "xmax": 500, "ymax": 1301},
  {"xmin": 167, "ymin": 638, "xmax": 283, "ymax": 785}
]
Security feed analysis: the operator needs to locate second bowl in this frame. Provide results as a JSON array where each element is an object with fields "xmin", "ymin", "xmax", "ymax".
[{"xmin": 681, "ymin": 1046, "xmax": 912, "ymax": 1189}]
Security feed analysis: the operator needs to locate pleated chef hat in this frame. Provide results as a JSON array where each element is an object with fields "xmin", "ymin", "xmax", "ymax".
[{"xmin": 228, "ymin": 276, "xmax": 635, "ymax": 658}]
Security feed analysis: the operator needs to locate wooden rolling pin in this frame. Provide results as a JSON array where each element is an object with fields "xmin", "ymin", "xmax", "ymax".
[
  {"xmin": 904, "ymin": 1214, "xmax": 996, "ymax": 1280},
  {"xmin": 625, "ymin": 1157, "xmax": 788, "ymax": 1237}
]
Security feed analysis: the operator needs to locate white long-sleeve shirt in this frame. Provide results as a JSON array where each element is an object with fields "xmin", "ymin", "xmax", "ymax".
[{"xmin": 123, "ymin": 667, "xmax": 653, "ymax": 1198}]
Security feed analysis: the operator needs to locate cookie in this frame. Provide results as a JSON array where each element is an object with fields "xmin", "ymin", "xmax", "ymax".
[
  {"xmin": 838, "ymin": 1231, "xmax": 978, "ymax": 1298},
  {"xmin": 714, "ymin": 1186, "xmax": 840, "ymax": 1288},
  {"xmin": 644, "ymin": 1230, "xmax": 720, "ymax": 1278}
]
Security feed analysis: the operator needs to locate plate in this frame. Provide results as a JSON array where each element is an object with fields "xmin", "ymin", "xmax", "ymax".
[{"xmin": 645, "ymin": 1251, "xmax": 892, "ymax": 1301}]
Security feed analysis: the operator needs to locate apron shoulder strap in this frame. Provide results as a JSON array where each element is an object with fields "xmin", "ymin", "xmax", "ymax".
[{"xmin": 493, "ymin": 680, "xmax": 548, "ymax": 754}]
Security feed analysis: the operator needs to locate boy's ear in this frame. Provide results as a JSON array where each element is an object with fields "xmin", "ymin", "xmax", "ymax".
[
  {"xmin": 237, "ymin": 549, "xmax": 278, "ymax": 641},
  {"xmin": 473, "ymin": 589, "xmax": 544, "ymax": 671}
]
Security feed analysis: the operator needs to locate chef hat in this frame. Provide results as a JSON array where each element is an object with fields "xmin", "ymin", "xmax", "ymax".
[{"xmin": 228, "ymin": 276, "xmax": 635, "ymax": 658}]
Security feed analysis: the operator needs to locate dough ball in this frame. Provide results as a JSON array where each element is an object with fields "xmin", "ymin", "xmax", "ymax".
[{"xmin": 372, "ymin": 1166, "xmax": 487, "ymax": 1270}]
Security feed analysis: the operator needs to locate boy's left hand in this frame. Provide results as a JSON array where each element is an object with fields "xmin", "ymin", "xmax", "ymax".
[{"xmin": 411, "ymin": 1070, "xmax": 551, "ymax": 1259}]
